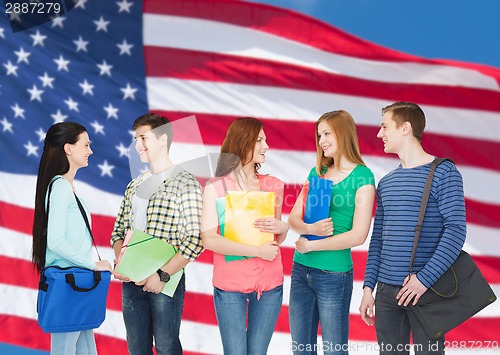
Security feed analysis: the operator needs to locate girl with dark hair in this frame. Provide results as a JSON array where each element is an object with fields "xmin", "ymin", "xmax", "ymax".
[
  {"xmin": 32, "ymin": 122, "xmax": 112, "ymax": 355},
  {"xmin": 201, "ymin": 117, "xmax": 289, "ymax": 354}
]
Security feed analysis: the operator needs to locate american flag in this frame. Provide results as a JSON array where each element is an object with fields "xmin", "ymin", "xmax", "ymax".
[{"xmin": 1, "ymin": 0, "xmax": 499, "ymax": 354}]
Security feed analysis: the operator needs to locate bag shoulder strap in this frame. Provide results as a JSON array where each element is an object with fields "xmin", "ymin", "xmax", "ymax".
[
  {"xmin": 74, "ymin": 192, "xmax": 102, "ymax": 261},
  {"xmin": 409, "ymin": 158, "xmax": 454, "ymax": 274},
  {"xmin": 45, "ymin": 177, "xmax": 61, "ymax": 228},
  {"xmin": 42, "ymin": 177, "xmax": 63, "ymax": 269}
]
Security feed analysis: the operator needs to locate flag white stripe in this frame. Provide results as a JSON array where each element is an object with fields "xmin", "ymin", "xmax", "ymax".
[
  {"xmin": 0, "ymin": 172, "xmax": 123, "ymax": 215},
  {"xmin": 146, "ymin": 78, "xmax": 500, "ymax": 143},
  {"xmin": 143, "ymin": 14, "xmax": 499, "ymax": 91}
]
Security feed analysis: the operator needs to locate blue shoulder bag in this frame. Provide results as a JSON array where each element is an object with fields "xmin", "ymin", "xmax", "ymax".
[{"xmin": 37, "ymin": 178, "xmax": 111, "ymax": 333}]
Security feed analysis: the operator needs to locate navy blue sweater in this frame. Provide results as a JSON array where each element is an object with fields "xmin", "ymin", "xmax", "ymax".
[{"xmin": 363, "ymin": 160, "xmax": 466, "ymax": 290}]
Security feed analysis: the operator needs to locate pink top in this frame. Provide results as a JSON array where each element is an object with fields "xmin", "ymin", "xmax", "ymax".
[{"xmin": 208, "ymin": 174, "xmax": 285, "ymax": 297}]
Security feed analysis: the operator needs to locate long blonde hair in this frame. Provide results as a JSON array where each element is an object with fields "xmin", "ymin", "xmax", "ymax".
[{"xmin": 315, "ymin": 110, "xmax": 365, "ymax": 174}]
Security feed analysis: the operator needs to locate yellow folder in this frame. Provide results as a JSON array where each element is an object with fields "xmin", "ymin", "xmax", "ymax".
[
  {"xmin": 114, "ymin": 230, "xmax": 183, "ymax": 297},
  {"xmin": 224, "ymin": 191, "xmax": 275, "ymax": 246}
]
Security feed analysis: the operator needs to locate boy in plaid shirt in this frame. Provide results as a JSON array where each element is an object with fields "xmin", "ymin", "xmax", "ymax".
[{"xmin": 111, "ymin": 113, "xmax": 203, "ymax": 355}]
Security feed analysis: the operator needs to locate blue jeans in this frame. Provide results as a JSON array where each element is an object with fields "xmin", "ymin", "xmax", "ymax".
[
  {"xmin": 214, "ymin": 284, "xmax": 283, "ymax": 355},
  {"xmin": 50, "ymin": 330, "xmax": 96, "ymax": 355},
  {"xmin": 289, "ymin": 262, "xmax": 353, "ymax": 355},
  {"xmin": 122, "ymin": 275, "xmax": 185, "ymax": 355},
  {"xmin": 375, "ymin": 282, "xmax": 444, "ymax": 355}
]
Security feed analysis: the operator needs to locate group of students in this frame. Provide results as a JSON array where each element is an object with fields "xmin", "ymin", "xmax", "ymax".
[{"xmin": 31, "ymin": 101, "xmax": 466, "ymax": 355}]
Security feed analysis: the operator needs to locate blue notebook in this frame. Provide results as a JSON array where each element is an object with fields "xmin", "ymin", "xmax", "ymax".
[{"xmin": 301, "ymin": 176, "xmax": 334, "ymax": 240}]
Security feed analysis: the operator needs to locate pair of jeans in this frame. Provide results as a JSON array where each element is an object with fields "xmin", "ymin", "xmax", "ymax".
[
  {"xmin": 122, "ymin": 274, "xmax": 185, "ymax": 355},
  {"xmin": 289, "ymin": 262, "xmax": 353, "ymax": 355},
  {"xmin": 375, "ymin": 282, "xmax": 444, "ymax": 355},
  {"xmin": 50, "ymin": 330, "xmax": 96, "ymax": 355},
  {"xmin": 213, "ymin": 284, "xmax": 283, "ymax": 355}
]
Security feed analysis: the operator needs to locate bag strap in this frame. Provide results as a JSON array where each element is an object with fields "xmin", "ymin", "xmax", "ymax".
[
  {"xmin": 44, "ymin": 177, "xmax": 61, "ymax": 232},
  {"xmin": 74, "ymin": 192, "xmax": 102, "ymax": 261},
  {"xmin": 65, "ymin": 270, "xmax": 102, "ymax": 292},
  {"xmin": 408, "ymin": 158, "xmax": 453, "ymax": 274},
  {"xmin": 42, "ymin": 177, "xmax": 62, "ymax": 269}
]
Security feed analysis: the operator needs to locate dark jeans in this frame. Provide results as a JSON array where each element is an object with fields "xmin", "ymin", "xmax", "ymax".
[
  {"xmin": 375, "ymin": 282, "xmax": 444, "ymax": 355},
  {"xmin": 122, "ymin": 275, "xmax": 185, "ymax": 355}
]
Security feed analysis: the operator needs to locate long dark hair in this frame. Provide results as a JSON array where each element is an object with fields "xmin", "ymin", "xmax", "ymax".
[
  {"xmin": 32, "ymin": 122, "xmax": 87, "ymax": 274},
  {"xmin": 215, "ymin": 117, "xmax": 263, "ymax": 177}
]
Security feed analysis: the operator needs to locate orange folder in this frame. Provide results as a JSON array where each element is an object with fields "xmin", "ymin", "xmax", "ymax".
[{"xmin": 223, "ymin": 191, "xmax": 275, "ymax": 246}]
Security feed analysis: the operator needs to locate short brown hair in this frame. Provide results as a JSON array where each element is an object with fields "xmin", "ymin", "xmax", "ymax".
[
  {"xmin": 133, "ymin": 113, "xmax": 174, "ymax": 150},
  {"xmin": 382, "ymin": 102, "xmax": 425, "ymax": 142}
]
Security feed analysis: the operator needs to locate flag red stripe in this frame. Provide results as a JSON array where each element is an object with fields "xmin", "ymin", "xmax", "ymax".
[
  {"xmin": 162, "ymin": 111, "xmax": 500, "ymax": 173},
  {"xmin": 145, "ymin": 46, "xmax": 500, "ymax": 113},
  {"xmin": 0, "ymin": 200, "xmax": 117, "ymax": 246},
  {"xmin": 0, "ymin": 315, "xmax": 211, "ymax": 355},
  {"xmin": 0, "ymin": 316, "xmax": 50, "ymax": 353},
  {"xmin": 2, "ymin": 183, "xmax": 500, "ymax": 239}
]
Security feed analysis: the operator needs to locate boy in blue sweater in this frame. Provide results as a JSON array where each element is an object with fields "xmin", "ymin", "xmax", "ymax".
[{"xmin": 360, "ymin": 102, "xmax": 466, "ymax": 354}]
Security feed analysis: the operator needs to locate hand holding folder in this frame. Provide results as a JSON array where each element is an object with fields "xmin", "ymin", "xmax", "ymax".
[
  {"xmin": 114, "ymin": 230, "xmax": 183, "ymax": 297},
  {"xmin": 301, "ymin": 176, "xmax": 334, "ymax": 240},
  {"xmin": 224, "ymin": 191, "xmax": 275, "ymax": 246}
]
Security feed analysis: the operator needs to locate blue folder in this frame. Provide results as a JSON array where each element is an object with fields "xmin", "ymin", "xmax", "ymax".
[{"xmin": 301, "ymin": 176, "xmax": 334, "ymax": 240}]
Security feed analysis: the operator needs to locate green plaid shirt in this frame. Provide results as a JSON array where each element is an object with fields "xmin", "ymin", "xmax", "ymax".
[{"xmin": 111, "ymin": 168, "xmax": 203, "ymax": 261}]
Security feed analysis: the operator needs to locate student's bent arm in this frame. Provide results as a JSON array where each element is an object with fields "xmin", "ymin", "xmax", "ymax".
[
  {"xmin": 110, "ymin": 181, "xmax": 133, "ymax": 249},
  {"xmin": 288, "ymin": 188, "xmax": 332, "ymax": 236},
  {"xmin": 176, "ymin": 178, "xmax": 204, "ymax": 261},
  {"xmin": 200, "ymin": 184, "xmax": 279, "ymax": 261},
  {"xmin": 300, "ymin": 184, "xmax": 375, "ymax": 252},
  {"xmin": 112, "ymin": 239, "xmax": 124, "ymax": 260}
]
